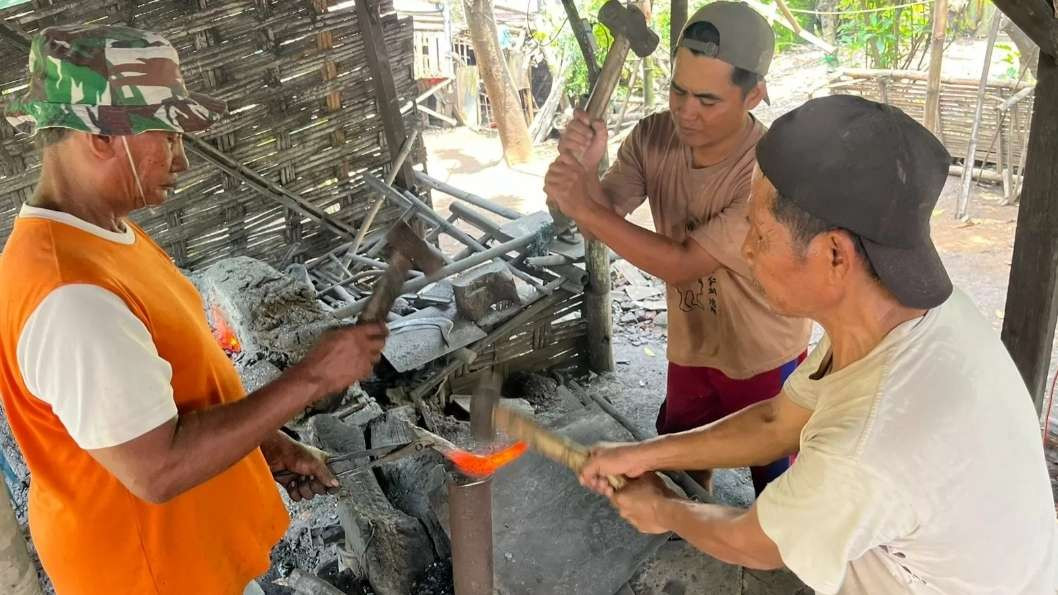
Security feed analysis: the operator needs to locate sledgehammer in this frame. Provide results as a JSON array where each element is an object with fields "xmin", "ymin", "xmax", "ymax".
[{"xmin": 548, "ymin": 0, "xmax": 659, "ymax": 232}]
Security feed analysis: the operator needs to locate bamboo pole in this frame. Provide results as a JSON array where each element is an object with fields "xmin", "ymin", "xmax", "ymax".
[
  {"xmin": 923, "ymin": 0, "xmax": 948, "ymax": 134},
  {"xmin": 956, "ymin": 12, "xmax": 1003, "ymax": 221}
]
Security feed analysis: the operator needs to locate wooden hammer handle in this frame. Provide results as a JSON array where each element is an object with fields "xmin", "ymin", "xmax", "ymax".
[{"xmin": 493, "ymin": 403, "xmax": 627, "ymax": 490}]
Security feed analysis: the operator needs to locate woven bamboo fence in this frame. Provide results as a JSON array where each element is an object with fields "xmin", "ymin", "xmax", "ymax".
[
  {"xmin": 0, "ymin": 0, "xmax": 421, "ymax": 270},
  {"xmin": 830, "ymin": 69, "xmax": 1035, "ymax": 172}
]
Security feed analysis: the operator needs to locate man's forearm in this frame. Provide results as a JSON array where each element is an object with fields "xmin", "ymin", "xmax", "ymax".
[
  {"xmin": 658, "ymin": 498, "xmax": 783, "ymax": 570},
  {"xmin": 573, "ymin": 179, "xmax": 720, "ymax": 285},
  {"xmin": 637, "ymin": 399, "xmax": 800, "ymax": 471},
  {"xmin": 147, "ymin": 367, "xmax": 327, "ymax": 500}
]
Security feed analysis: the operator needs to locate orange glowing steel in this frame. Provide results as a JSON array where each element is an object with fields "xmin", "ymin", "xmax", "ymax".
[
  {"xmin": 210, "ymin": 303, "xmax": 242, "ymax": 354},
  {"xmin": 445, "ymin": 441, "xmax": 528, "ymax": 477}
]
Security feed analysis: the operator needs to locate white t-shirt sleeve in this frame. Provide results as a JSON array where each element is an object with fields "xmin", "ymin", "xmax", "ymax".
[
  {"xmin": 16, "ymin": 284, "xmax": 178, "ymax": 449},
  {"xmin": 756, "ymin": 449, "xmax": 916, "ymax": 594}
]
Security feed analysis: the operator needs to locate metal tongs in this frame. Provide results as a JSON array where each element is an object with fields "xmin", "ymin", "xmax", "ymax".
[{"xmin": 272, "ymin": 437, "xmax": 433, "ymax": 486}]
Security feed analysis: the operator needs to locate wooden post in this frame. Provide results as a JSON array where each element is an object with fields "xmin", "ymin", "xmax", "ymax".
[
  {"xmin": 955, "ymin": 12, "xmax": 1002, "ymax": 221},
  {"xmin": 923, "ymin": 0, "xmax": 948, "ymax": 134},
  {"xmin": 563, "ymin": 0, "xmax": 614, "ymax": 372},
  {"xmin": 356, "ymin": 0, "xmax": 418, "ymax": 191},
  {"xmin": 671, "ymin": 0, "xmax": 688, "ymax": 57},
  {"xmin": 0, "ymin": 483, "xmax": 42, "ymax": 595},
  {"xmin": 585, "ymin": 149, "xmax": 615, "ymax": 373},
  {"xmin": 1001, "ymin": 51, "xmax": 1058, "ymax": 412}
]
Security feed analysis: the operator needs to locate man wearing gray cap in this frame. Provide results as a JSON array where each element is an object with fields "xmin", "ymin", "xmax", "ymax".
[
  {"xmin": 545, "ymin": 1, "xmax": 811, "ymax": 495},
  {"xmin": 580, "ymin": 95, "xmax": 1058, "ymax": 593}
]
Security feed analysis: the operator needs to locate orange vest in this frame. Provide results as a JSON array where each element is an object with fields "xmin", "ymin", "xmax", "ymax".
[{"xmin": 0, "ymin": 215, "xmax": 289, "ymax": 594}]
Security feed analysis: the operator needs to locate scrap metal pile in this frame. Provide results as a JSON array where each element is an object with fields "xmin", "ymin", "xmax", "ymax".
[{"xmin": 293, "ymin": 170, "xmax": 593, "ymax": 405}]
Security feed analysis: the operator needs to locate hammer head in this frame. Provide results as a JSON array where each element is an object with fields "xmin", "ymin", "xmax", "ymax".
[
  {"xmin": 386, "ymin": 221, "xmax": 446, "ymax": 275},
  {"xmin": 598, "ymin": 0, "xmax": 659, "ymax": 58}
]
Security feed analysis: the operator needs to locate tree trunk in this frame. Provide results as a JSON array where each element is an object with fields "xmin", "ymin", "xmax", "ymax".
[
  {"xmin": 818, "ymin": 0, "xmax": 838, "ymax": 49},
  {"xmin": 463, "ymin": 0, "xmax": 533, "ymax": 165},
  {"xmin": 923, "ymin": 0, "xmax": 948, "ymax": 135}
]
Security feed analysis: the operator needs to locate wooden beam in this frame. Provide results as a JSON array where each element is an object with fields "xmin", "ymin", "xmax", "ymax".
[
  {"xmin": 1001, "ymin": 52, "xmax": 1058, "ymax": 412},
  {"xmin": 356, "ymin": 0, "xmax": 417, "ymax": 191},
  {"xmin": 992, "ymin": 0, "xmax": 1058, "ymax": 58}
]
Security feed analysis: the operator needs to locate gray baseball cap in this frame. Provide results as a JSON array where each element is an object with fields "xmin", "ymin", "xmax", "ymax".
[{"xmin": 675, "ymin": 1, "xmax": 775, "ymax": 77}]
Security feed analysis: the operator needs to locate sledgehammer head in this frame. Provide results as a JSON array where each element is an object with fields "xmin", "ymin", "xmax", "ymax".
[{"xmin": 598, "ymin": 0, "xmax": 660, "ymax": 58}]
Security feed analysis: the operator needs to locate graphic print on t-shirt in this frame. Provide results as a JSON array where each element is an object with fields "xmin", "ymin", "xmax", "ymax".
[{"xmin": 677, "ymin": 275, "xmax": 719, "ymax": 315}]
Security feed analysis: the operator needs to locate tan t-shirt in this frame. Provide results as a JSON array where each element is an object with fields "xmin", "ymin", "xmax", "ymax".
[{"xmin": 601, "ymin": 112, "xmax": 810, "ymax": 378}]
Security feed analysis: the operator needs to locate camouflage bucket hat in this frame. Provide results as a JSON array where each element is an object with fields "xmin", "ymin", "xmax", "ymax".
[{"xmin": 5, "ymin": 24, "xmax": 225, "ymax": 136}]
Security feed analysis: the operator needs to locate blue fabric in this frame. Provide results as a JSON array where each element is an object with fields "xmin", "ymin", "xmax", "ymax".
[{"xmin": 749, "ymin": 354, "xmax": 805, "ymax": 495}]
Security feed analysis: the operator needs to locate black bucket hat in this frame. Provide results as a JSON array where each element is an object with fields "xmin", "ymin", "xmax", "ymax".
[{"xmin": 756, "ymin": 95, "xmax": 953, "ymax": 309}]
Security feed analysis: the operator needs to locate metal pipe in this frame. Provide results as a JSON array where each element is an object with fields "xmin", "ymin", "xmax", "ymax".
[
  {"xmin": 332, "ymin": 231, "xmax": 544, "ymax": 319},
  {"xmin": 415, "ymin": 172, "xmax": 522, "ymax": 220},
  {"xmin": 449, "ymin": 202, "xmax": 504, "ymax": 236},
  {"xmin": 449, "ymin": 476, "xmax": 493, "ymax": 595},
  {"xmin": 349, "ymin": 130, "xmax": 421, "ymax": 256}
]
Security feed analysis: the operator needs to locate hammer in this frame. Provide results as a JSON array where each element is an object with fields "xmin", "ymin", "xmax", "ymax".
[
  {"xmin": 491, "ymin": 401, "xmax": 627, "ymax": 490},
  {"xmin": 549, "ymin": 0, "xmax": 659, "ymax": 232},
  {"xmin": 358, "ymin": 220, "xmax": 446, "ymax": 323}
]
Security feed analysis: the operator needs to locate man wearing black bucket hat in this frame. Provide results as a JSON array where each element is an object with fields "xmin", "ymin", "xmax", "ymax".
[{"xmin": 580, "ymin": 95, "xmax": 1058, "ymax": 593}]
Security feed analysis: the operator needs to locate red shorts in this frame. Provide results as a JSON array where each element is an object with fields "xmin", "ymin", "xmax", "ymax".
[{"xmin": 657, "ymin": 354, "xmax": 807, "ymax": 494}]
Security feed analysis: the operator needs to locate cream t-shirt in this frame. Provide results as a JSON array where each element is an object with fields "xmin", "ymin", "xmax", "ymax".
[
  {"xmin": 601, "ymin": 112, "xmax": 811, "ymax": 378},
  {"xmin": 757, "ymin": 288, "xmax": 1058, "ymax": 593}
]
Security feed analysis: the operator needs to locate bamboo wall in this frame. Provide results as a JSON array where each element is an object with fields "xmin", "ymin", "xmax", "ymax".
[
  {"xmin": 0, "ymin": 0, "xmax": 421, "ymax": 270},
  {"xmin": 833, "ymin": 69, "xmax": 1035, "ymax": 170}
]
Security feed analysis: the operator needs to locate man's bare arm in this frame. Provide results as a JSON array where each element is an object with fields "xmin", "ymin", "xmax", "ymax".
[
  {"xmin": 567, "ymin": 172, "xmax": 722, "ymax": 285},
  {"xmin": 646, "ymin": 392, "xmax": 809, "ymax": 469},
  {"xmin": 660, "ymin": 502, "xmax": 783, "ymax": 569},
  {"xmin": 88, "ymin": 324, "xmax": 385, "ymax": 503},
  {"xmin": 581, "ymin": 393, "xmax": 810, "ymax": 495}
]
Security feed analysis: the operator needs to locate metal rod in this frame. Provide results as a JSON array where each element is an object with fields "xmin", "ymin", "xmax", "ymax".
[
  {"xmin": 449, "ymin": 476, "xmax": 494, "ymax": 595},
  {"xmin": 364, "ymin": 174, "xmax": 488, "ymax": 255},
  {"xmin": 449, "ymin": 202, "xmax": 504, "ymax": 236},
  {"xmin": 415, "ymin": 172, "xmax": 522, "ymax": 220},
  {"xmin": 349, "ymin": 130, "xmax": 421, "ymax": 257},
  {"xmin": 332, "ymin": 231, "xmax": 543, "ymax": 319}
]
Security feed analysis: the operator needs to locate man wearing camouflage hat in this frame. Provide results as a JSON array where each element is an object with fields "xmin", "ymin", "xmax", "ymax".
[
  {"xmin": 545, "ymin": 2, "xmax": 810, "ymax": 495},
  {"xmin": 0, "ymin": 25, "xmax": 387, "ymax": 594},
  {"xmin": 581, "ymin": 95, "xmax": 1058, "ymax": 593}
]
